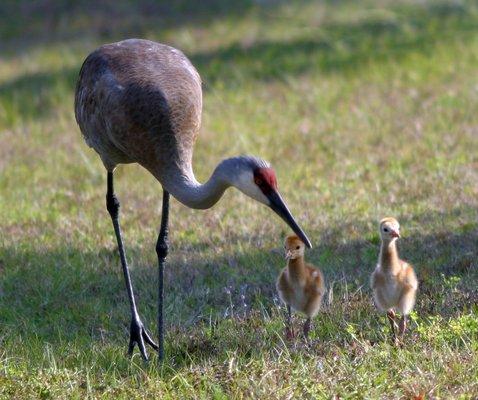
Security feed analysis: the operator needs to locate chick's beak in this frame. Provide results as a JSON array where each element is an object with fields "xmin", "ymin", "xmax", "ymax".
[
  {"xmin": 267, "ymin": 190, "xmax": 312, "ymax": 248},
  {"xmin": 285, "ymin": 250, "xmax": 292, "ymax": 260},
  {"xmin": 391, "ymin": 230, "xmax": 400, "ymax": 238}
]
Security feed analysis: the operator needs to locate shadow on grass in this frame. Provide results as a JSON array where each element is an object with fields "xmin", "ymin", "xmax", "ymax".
[
  {"xmin": 192, "ymin": 2, "xmax": 476, "ymax": 85},
  {"xmin": 0, "ymin": 68, "xmax": 79, "ymax": 127},
  {"xmin": 0, "ymin": 0, "xmax": 301, "ymax": 53},
  {"xmin": 1, "ymin": 1, "xmax": 477, "ymax": 128},
  {"xmin": 1, "ymin": 207, "xmax": 476, "ymax": 369}
]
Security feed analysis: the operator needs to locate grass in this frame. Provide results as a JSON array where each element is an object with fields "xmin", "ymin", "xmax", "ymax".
[{"xmin": 1, "ymin": 0, "xmax": 478, "ymax": 398}]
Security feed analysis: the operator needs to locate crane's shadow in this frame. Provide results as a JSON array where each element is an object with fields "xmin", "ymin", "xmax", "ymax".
[{"xmin": 1, "ymin": 208, "xmax": 476, "ymax": 371}]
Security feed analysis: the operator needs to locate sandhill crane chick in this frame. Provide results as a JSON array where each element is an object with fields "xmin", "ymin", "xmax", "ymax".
[
  {"xmin": 276, "ymin": 235, "xmax": 325, "ymax": 339},
  {"xmin": 370, "ymin": 217, "xmax": 418, "ymax": 344}
]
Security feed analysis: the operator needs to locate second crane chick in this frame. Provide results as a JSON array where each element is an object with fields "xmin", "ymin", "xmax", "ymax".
[
  {"xmin": 277, "ymin": 235, "xmax": 325, "ymax": 339},
  {"xmin": 371, "ymin": 217, "xmax": 418, "ymax": 344}
]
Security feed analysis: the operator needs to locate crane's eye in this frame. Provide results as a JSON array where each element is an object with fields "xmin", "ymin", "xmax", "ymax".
[
  {"xmin": 296, "ymin": 246, "xmax": 300, "ymax": 250},
  {"xmin": 254, "ymin": 177, "xmax": 263, "ymax": 185},
  {"xmin": 383, "ymin": 227, "xmax": 389, "ymax": 232}
]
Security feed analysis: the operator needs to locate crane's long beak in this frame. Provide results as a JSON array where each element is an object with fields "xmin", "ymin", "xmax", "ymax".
[{"xmin": 267, "ymin": 190, "xmax": 312, "ymax": 248}]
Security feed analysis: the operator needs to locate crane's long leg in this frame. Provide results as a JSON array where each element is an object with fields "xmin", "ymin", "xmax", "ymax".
[
  {"xmin": 106, "ymin": 172, "xmax": 158, "ymax": 360},
  {"xmin": 156, "ymin": 190, "xmax": 170, "ymax": 362}
]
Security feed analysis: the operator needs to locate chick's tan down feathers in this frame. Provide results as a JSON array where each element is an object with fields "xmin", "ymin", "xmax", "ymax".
[
  {"xmin": 277, "ymin": 235, "xmax": 325, "ymax": 318},
  {"xmin": 371, "ymin": 217, "xmax": 418, "ymax": 316}
]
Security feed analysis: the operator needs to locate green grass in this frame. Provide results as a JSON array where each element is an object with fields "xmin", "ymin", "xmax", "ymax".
[{"xmin": 1, "ymin": 0, "xmax": 478, "ymax": 398}]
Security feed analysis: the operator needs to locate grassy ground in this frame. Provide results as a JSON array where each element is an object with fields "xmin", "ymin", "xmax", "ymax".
[{"xmin": 1, "ymin": 0, "xmax": 478, "ymax": 398}]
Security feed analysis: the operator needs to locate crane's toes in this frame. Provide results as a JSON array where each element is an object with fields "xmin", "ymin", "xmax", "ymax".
[
  {"xmin": 128, "ymin": 316, "xmax": 158, "ymax": 361},
  {"xmin": 142, "ymin": 329, "xmax": 159, "ymax": 351}
]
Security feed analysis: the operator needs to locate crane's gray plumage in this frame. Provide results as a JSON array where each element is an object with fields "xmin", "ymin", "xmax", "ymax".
[
  {"xmin": 75, "ymin": 39, "xmax": 274, "ymax": 209},
  {"xmin": 75, "ymin": 39, "xmax": 201, "ymax": 178}
]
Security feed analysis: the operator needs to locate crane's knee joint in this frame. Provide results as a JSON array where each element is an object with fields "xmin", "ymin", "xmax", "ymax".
[
  {"xmin": 156, "ymin": 238, "xmax": 169, "ymax": 260},
  {"xmin": 106, "ymin": 193, "xmax": 120, "ymax": 218}
]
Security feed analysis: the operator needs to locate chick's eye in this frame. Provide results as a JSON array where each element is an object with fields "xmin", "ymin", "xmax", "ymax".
[
  {"xmin": 383, "ymin": 228, "xmax": 389, "ymax": 232},
  {"xmin": 296, "ymin": 246, "xmax": 300, "ymax": 250}
]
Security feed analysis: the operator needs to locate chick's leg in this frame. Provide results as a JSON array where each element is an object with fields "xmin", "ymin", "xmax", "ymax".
[
  {"xmin": 303, "ymin": 318, "xmax": 311, "ymax": 339},
  {"xmin": 285, "ymin": 305, "xmax": 295, "ymax": 339},
  {"xmin": 387, "ymin": 309, "xmax": 398, "ymax": 344},
  {"xmin": 398, "ymin": 315, "xmax": 407, "ymax": 337}
]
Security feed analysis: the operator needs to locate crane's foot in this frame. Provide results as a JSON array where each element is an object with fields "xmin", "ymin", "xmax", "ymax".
[{"xmin": 127, "ymin": 315, "xmax": 158, "ymax": 361}]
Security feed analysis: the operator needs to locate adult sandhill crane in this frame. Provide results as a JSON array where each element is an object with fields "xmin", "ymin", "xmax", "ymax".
[{"xmin": 74, "ymin": 38, "xmax": 312, "ymax": 362}]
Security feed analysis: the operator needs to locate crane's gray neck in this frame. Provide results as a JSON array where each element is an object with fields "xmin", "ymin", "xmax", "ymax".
[
  {"xmin": 161, "ymin": 166, "xmax": 228, "ymax": 209},
  {"xmin": 158, "ymin": 157, "xmax": 258, "ymax": 209}
]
